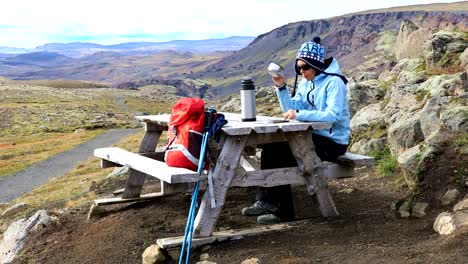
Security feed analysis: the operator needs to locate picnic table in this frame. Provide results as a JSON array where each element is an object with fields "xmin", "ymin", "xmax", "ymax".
[{"xmin": 94, "ymin": 113, "xmax": 375, "ymax": 247}]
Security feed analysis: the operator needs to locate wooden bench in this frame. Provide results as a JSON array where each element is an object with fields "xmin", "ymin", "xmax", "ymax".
[{"xmin": 93, "ymin": 147, "xmax": 375, "ymax": 205}]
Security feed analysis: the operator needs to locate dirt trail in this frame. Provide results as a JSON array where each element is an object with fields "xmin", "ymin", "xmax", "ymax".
[{"xmin": 0, "ymin": 128, "xmax": 139, "ymax": 203}]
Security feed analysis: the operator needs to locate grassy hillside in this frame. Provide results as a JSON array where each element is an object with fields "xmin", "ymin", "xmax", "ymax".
[
  {"xmin": 0, "ymin": 78, "xmax": 178, "ymax": 177},
  {"xmin": 346, "ymin": 1, "xmax": 468, "ymax": 16}
]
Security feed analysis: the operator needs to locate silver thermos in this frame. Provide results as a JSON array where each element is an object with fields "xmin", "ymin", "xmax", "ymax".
[{"xmin": 240, "ymin": 77, "xmax": 256, "ymax": 122}]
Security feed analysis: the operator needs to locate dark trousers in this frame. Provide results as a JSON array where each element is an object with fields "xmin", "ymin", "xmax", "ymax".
[{"xmin": 256, "ymin": 134, "xmax": 348, "ymax": 220}]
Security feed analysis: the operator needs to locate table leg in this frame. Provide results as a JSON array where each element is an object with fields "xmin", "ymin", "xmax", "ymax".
[
  {"xmin": 194, "ymin": 136, "xmax": 248, "ymax": 237},
  {"xmin": 285, "ymin": 131, "xmax": 339, "ymax": 217},
  {"xmin": 122, "ymin": 126, "xmax": 162, "ymax": 199}
]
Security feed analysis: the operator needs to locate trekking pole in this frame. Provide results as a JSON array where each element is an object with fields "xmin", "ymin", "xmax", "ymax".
[
  {"xmin": 202, "ymin": 107, "xmax": 217, "ymax": 209},
  {"xmin": 179, "ymin": 107, "xmax": 217, "ymax": 264}
]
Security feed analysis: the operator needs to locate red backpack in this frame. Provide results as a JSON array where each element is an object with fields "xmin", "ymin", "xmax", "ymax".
[{"xmin": 165, "ymin": 98, "xmax": 207, "ymax": 171}]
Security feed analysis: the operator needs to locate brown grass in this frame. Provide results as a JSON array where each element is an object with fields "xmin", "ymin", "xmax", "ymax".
[{"xmin": 0, "ymin": 130, "xmax": 104, "ymax": 177}]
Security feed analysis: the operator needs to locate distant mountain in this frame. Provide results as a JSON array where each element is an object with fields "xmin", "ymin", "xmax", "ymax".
[
  {"xmin": 5, "ymin": 52, "xmax": 74, "ymax": 66},
  {"xmin": 0, "ymin": 47, "xmax": 30, "ymax": 54},
  {"xmin": 13, "ymin": 36, "xmax": 255, "ymax": 58}
]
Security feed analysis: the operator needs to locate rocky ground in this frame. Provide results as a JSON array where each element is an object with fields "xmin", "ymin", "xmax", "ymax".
[{"xmin": 4, "ymin": 158, "xmax": 468, "ymax": 264}]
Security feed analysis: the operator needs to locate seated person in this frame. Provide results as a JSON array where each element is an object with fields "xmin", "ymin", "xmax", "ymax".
[{"xmin": 242, "ymin": 36, "xmax": 351, "ymax": 224}]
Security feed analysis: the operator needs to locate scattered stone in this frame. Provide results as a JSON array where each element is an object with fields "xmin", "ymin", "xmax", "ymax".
[
  {"xmin": 440, "ymin": 189, "xmax": 461, "ymax": 206},
  {"xmin": 142, "ymin": 244, "xmax": 166, "ymax": 264},
  {"xmin": 338, "ymin": 188, "xmax": 355, "ymax": 194},
  {"xmin": 74, "ymin": 128, "xmax": 85, "ymax": 133},
  {"xmin": 0, "ymin": 210, "xmax": 58, "ymax": 264},
  {"xmin": 411, "ymin": 202, "xmax": 429, "ymax": 218},
  {"xmin": 433, "ymin": 210, "xmax": 468, "ymax": 235},
  {"xmin": 241, "ymin": 258, "xmax": 260, "ymax": 264},
  {"xmin": 196, "ymin": 261, "xmax": 217, "ymax": 264},
  {"xmin": 1, "ymin": 203, "xmax": 28, "ymax": 218},
  {"xmin": 453, "ymin": 198, "xmax": 468, "ymax": 212},
  {"xmin": 199, "ymin": 253, "xmax": 209, "ymax": 261},
  {"xmin": 399, "ymin": 200, "xmax": 411, "ymax": 218}
]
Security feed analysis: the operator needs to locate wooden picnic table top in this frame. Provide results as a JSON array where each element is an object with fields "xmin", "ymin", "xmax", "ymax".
[{"xmin": 135, "ymin": 113, "xmax": 333, "ymax": 136}]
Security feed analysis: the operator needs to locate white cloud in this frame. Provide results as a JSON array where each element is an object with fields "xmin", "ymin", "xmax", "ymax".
[{"xmin": 0, "ymin": 0, "xmax": 462, "ymax": 48}]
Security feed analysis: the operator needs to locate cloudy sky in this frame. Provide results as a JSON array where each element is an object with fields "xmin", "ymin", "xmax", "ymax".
[{"xmin": 0, "ymin": 0, "xmax": 462, "ymax": 48}]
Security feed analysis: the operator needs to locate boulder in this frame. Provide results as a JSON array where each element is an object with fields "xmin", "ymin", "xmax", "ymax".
[
  {"xmin": 412, "ymin": 202, "xmax": 429, "ymax": 218},
  {"xmin": 418, "ymin": 72, "xmax": 467, "ymax": 97},
  {"xmin": 350, "ymin": 138, "xmax": 387, "ymax": 155},
  {"xmin": 441, "ymin": 189, "xmax": 461, "ymax": 206},
  {"xmin": 393, "ymin": 58, "xmax": 427, "ymax": 87},
  {"xmin": 424, "ymin": 31, "xmax": 468, "ymax": 69},
  {"xmin": 350, "ymin": 103, "xmax": 383, "ymax": 133},
  {"xmin": 460, "ymin": 47, "xmax": 468, "ymax": 75},
  {"xmin": 439, "ymin": 106, "xmax": 468, "ymax": 133},
  {"xmin": 0, "ymin": 210, "xmax": 58, "ymax": 264},
  {"xmin": 348, "ymin": 81, "xmax": 384, "ymax": 117},
  {"xmin": 454, "ymin": 198, "xmax": 468, "ymax": 212},
  {"xmin": 387, "ymin": 114, "xmax": 424, "ymax": 156},
  {"xmin": 357, "ymin": 72, "xmax": 379, "ymax": 81},
  {"xmin": 434, "ymin": 210, "xmax": 468, "ymax": 235},
  {"xmin": 419, "ymin": 97, "xmax": 450, "ymax": 139},
  {"xmin": 142, "ymin": 244, "xmax": 166, "ymax": 264},
  {"xmin": 397, "ymin": 145, "xmax": 421, "ymax": 190},
  {"xmin": 394, "ymin": 20, "xmax": 433, "ymax": 61}
]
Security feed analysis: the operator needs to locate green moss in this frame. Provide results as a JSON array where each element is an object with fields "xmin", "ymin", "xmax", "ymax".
[
  {"xmin": 415, "ymin": 89, "xmax": 429, "ymax": 102},
  {"xmin": 454, "ymin": 133, "xmax": 468, "ymax": 155},
  {"xmin": 350, "ymin": 121, "xmax": 387, "ymax": 145},
  {"xmin": 368, "ymin": 147, "xmax": 399, "ymax": 177},
  {"xmin": 415, "ymin": 59, "xmax": 427, "ymax": 73},
  {"xmin": 378, "ymin": 76, "xmax": 396, "ymax": 92}
]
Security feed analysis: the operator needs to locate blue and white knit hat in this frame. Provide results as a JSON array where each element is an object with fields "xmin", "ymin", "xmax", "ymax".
[{"xmin": 295, "ymin": 36, "xmax": 325, "ymax": 74}]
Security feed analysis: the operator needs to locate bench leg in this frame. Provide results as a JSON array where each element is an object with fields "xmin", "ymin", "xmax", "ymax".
[
  {"xmin": 285, "ymin": 131, "xmax": 339, "ymax": 217},
  {"xmin": 122, "ymin": 130, "xmax": 161, "ymax": 198},
  {"xmin": 194, "ymin": 136, "xmax": 248, "ymax": 237}
]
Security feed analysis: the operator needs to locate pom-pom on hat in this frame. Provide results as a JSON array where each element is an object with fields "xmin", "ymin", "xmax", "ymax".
[{"xmin": 295, "ymin": 36, "xmax": 325, "ymax": 74}]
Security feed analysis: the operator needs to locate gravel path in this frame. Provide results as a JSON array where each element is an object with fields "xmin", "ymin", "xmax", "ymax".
[{"xmin": 0, "ymin": 128, "xmax": 140, "ymax": 203}]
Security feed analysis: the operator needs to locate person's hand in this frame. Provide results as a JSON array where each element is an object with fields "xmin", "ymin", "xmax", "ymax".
[
  {"xmin": 272, "ymin": 75, "xmax": 286, "ymax": 88},
  {"xmin": 283, "ymin": 109, "xmax": 296, "ymax": 120}
]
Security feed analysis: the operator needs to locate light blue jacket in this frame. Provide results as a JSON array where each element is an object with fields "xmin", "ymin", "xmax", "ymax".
[{"xmin": 275, "ymin": 58, "xmax": 350, "ymax": 145}]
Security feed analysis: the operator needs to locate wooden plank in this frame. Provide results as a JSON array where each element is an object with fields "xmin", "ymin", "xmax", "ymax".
[
  {"xmin": 285, "ymin": 131, "xmax": 339, "ymax": 217},
  {"xmin": 194, "ymin": 135, "xmax": 248, "ymax": 237},
  {"xmin": 239, "ymin": 154, "xmax": 260, "ymax": 172},
  {"xmin": 135, "ymin": 113, "xmax": 332, "ymax": 137},
  {"xmin": 144, "ymin": 122, "xmax": 167, "ymax": 132},
  {"xmin": 95, "ymin": 192, "xmax": 166, "ymax": 205},
  {"xmin": 139, "ymin": 151, "xmax": 165, "ymax": 161},
  {"xmin": 94, "ymin": 147, "xmax": 200, "ymax": 184},
  {"xmin": 322, "ymin": 162, "xmax": 354, "ymax": 180},
  {"xmin": 233, "ymin": 167, "xmax": 305, "ymax": 187},
  {"xmin": 160, "ymin": 181, "xmax": 206, "ymax": 195},
  {"xmin": 101, "ymin": 159, "xmax": 120, "ymax": 168},
  {"xmin": 157, "ymin": 221, "xmax": 303, "ymax": 249},
  {"xmin": 122, "ymin": 130, "xmax": 162, "ymax": 198},
  {"xmin": 337, "ymin": 152, "xmax": 376, "ymax": 167}
]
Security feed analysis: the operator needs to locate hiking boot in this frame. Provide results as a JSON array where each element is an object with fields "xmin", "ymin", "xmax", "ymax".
[
  {"xmin": 241, "ymin": 201, "xmax": 278, "ymax": 216},
  {"xmin": 256, "ymin": 213, "xmax": 282, "ymax": 225}
]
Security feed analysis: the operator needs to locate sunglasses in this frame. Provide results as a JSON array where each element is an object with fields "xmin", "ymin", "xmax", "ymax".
[{"xmin": 296, "ymin": 64, "xmax": 312, "ymax": 71}]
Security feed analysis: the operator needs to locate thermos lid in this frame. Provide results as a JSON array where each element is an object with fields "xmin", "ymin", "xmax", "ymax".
[{"xmin": 241, "ymin": 77, "xmax": 255, "ymax": 90}]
